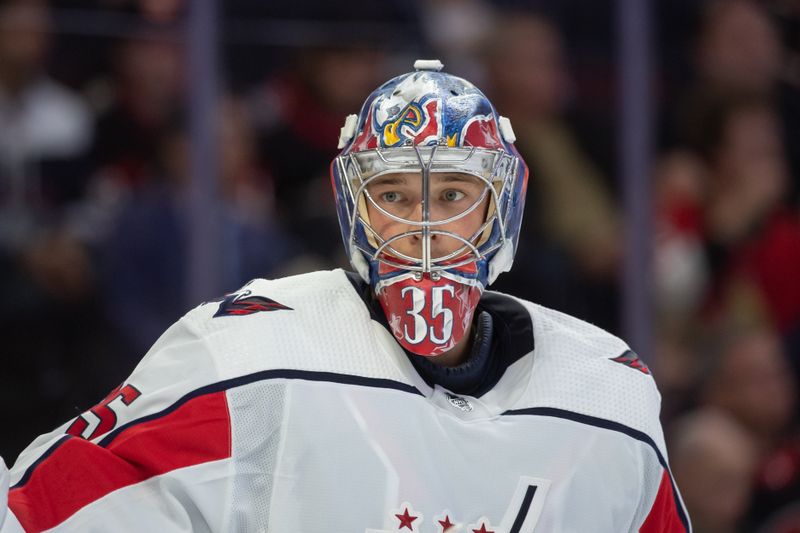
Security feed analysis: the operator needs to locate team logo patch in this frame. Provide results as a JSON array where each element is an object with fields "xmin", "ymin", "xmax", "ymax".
[
  {"xmin": 367, "ymin": 479, "xmax": 550, "ymax": 532},
  {"xmin": 213, "ymin": 289, "xmax": 292, "ymax": 317},
  {"xmin": 610, "ymin": 350, "xmax": 651, "ymax": 375}
]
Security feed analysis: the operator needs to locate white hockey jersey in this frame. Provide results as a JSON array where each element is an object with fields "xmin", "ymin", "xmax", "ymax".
[{"xmin": 1, "ymin": 269, "xmax": 690, "ymax": 532}]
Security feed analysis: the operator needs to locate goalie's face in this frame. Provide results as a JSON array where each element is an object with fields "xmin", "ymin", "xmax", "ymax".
[
  {"xmin": 365, "ymin": 171, "xmax": 490, "ymax": 262},
  {"xmin": 358, "ymin": 169, "xmax": 492, "ymax": 359}
]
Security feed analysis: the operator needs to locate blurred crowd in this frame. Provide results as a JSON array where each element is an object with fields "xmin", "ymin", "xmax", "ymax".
[{"xmin": 0, "ymin": 0, "xmax": 798, "ymax": 531}]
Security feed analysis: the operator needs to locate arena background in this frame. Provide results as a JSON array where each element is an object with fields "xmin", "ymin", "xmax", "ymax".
[{"xmin": 0, "ymin": 0, "xmax": 799, "ymax": 530}]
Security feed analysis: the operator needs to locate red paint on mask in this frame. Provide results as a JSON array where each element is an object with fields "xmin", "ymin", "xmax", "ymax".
[{"xmin": 376, "ymin": 272, "xmax": 482, "ymax": 357}]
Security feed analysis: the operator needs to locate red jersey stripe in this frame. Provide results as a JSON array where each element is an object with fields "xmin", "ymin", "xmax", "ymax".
[
  {"xmin": 640, "ymin": 469, "xmax": 688, "ymax": 533},
  {"xmin": 8, "ymin": 391, "xmax": 231, "ymax": 532}
]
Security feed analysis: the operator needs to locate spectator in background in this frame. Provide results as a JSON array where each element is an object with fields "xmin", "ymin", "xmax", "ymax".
[
  {"xmin": 653, "ymin": 151, "xmax": 709, "ymax": 329},
  {"xmin": 702, "ymin": 327, "xmax": 796, "ymax": 451},
  {"xmin": 249, "ymin": 44, "xmax": 388, "ymax": 271},
  {"xmin": 63, "ymin": 33, "xmax": 187, "ymax": 269},
  {"xmin": 673, "ymin": 0, "xmax": 800, "ymax": 205},
  {"xmin": 691, "ymin": 95, "xmax": 800, "ymax": 373},
  {"xmin": 654, "ymin": 95, "xmax": 800, "ymax": 380},
  {"xmin": 651, "ymin": 151, "xmax": 710, "ymax": 417},
  {"xmin": 480, "ymin": 10, "xmax": 622, "ymax": 332},
  {"xmin": 696, "ymin": 0, "xmax": 782, "ymax": 95},
  {"xmin": 57, "ymin": 32, "xmax": 189, "ymax": 275},
  {"xmin": 98, "ymin": 98, "xmax": 293, "ymax": 355},
  {"xmin": 670, "ymin": 408, "xmax": 759, "ymax": 533},
  {"xmin": 699, "ymin": 326, "xmax": 800, "ymax": 530},
  {"xmin": 89, "ymin": 34, "xmax": 184, "ymax": 191}
]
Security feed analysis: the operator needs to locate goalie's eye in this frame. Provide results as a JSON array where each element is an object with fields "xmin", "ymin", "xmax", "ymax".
[
  {"xmin": 442, "ymin": 189, "xmax": 466, "ymax": 202},
  {"xmin": 381, "ymin": 191, "xmax": 405, "ymax": 203}
]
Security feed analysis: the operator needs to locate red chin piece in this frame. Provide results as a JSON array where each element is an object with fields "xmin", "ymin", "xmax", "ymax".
[{"xmin": 376, "ymin": 272, "xmax": 483, "ymax": 357}]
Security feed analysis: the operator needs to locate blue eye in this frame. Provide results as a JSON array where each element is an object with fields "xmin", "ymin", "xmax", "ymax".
[
  {"xmin": 443, "ymin": 190, "xmax": 465, "ymax": 202},
  {"xmin": 381, "ymin": 191, "xmax": 402, "ymax": 202}
]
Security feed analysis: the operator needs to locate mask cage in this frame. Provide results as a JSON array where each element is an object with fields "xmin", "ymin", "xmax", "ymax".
[{"xmin": 334, "ymin": 144, "xmax": 520, "ymax": 274}]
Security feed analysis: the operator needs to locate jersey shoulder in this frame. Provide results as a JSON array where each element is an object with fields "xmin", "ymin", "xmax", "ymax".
[
  {"xmin": 11, "ymin": 270, "xmax": 407, "ymax": 481},
  {"xmin": 501, "ymin": 296, "xmax": 664, "ymax": 448},
  {"xmin": 181, "ymin": 269, "xmax": 410, "ymax": 383}
]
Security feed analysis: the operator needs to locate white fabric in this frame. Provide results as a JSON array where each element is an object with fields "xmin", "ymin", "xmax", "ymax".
[
  {"xmin": 0, "ymin": 458, "xmax": 23, "ymax": 533},
  {"xmin": 2, "ymin": 269, "xmax": 686, "ymax": 532}
]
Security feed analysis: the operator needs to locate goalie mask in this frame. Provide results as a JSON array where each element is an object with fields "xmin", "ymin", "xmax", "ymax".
[{"xmin": 331, "ymin": 60, "xmax": 528, "ymax": 357}]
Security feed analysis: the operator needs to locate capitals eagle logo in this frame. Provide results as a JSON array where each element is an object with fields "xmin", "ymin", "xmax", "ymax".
[{"xmin": 213, "ymin": 289, "xmax": 292, "ymax": 317}]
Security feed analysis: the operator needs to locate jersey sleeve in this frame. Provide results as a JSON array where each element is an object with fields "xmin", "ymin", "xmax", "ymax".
[
  {"xmin": 636, "ymin": 402, "xmax": 691, "ymax": 533},
  {"xmin": 639, "ymin": 467, "xmax": 690, "ymax": 532},
  {"xmin": 1, "ymin": 313, "xmax": 234, "ymax": 532}
]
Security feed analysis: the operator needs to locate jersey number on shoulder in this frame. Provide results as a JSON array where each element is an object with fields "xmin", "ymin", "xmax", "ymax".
[
  {"xmin": 401, "ymin": 285, "xmax": 454, "ymax": 345},
  {"xmin": 66, "ymin": 384, "xmax": 141, "ymax": 440}
]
